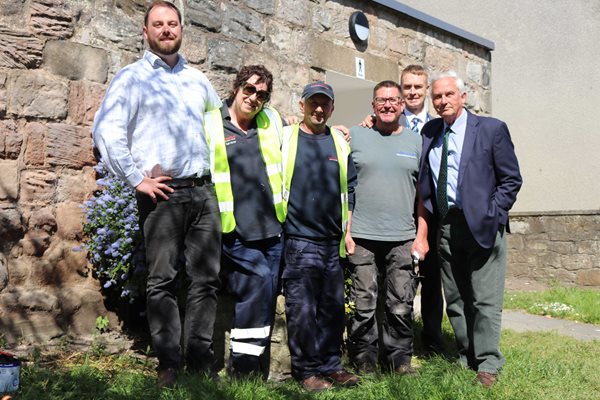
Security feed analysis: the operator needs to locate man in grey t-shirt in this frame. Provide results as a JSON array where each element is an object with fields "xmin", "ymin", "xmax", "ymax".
[{"xmin": 346, "ymin": 80, "xmax": 426, "ymax": 374}]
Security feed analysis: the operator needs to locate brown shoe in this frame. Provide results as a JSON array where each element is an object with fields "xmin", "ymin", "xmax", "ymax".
[
  {"xmin": 302, "ymin": 375, "xmax": 333, "ymax": 391},
  {"xmin": 157, "ymin": 367, "xmax": 178, "ymax": 388},
  {"xmin": 476, "ymin": 371, "xmax": 497, "ymax": 388},
  {"xmin": 328, "ymin": 370, "xmax": 360, "ymax": 387},
  {"xmin": 394, "ymin": 364, "xmax": 418, "ymax": 376}
]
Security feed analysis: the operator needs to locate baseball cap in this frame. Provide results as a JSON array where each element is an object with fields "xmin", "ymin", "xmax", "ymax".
[{"xmin": 301, "ymin": 81, "xmax": 334, "ymax": 101}]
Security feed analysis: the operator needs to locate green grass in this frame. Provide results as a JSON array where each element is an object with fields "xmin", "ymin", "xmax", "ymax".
[
  {"xmin": 504, "ymin": 285, "xmax": 600, "ymax": 324},
  {"xmin": 12, "ymin": 328, "xmax": 600, "ymax": 400}
]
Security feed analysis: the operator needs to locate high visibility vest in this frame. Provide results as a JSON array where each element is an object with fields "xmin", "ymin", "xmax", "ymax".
[
  {"xmin": 204, "ymin": 107, "xmax": 285, "ymax": 233},
  {"xmin": 281, "ymin": 124, "xmax": 350, "ymax": 257}
]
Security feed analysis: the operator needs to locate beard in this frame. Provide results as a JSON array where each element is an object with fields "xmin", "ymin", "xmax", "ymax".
[{"xmin": 147, "ymin": 34, "xmax": 182, "ymax": 56}]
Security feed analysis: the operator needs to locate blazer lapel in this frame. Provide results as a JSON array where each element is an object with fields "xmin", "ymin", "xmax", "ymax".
[{"xmin": 458, "ymin": 110, "xmax": 478, "ymax": 188}]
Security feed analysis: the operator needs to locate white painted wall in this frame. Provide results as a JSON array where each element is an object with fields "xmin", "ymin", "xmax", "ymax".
[{"xmin": 398, "ymin": 0, "xmax": 600, "ymax": 212}]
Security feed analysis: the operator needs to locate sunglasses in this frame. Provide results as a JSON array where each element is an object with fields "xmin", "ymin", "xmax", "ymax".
[{"xmin": 241, "ymin": 83, "xmax": 271, "ymax": 103}]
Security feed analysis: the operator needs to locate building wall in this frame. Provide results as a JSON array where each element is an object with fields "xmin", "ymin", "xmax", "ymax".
[
  {"xmin": 0, "ymin": 0, "xmax": 492, "ymax": 345},
  {"xmin": 397, "ymin": 0, "xmax": 600, "ymax": 213}
]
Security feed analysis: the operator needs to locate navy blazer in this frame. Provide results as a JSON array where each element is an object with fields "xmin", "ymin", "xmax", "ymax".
[{"xmin": 418, "ymin": 110, "xmax": 522, "ymax": 249}]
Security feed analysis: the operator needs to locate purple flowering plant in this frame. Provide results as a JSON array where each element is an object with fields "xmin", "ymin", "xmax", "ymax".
[{"xmin": 82, "ymin": 163, "xmax": 146, "ymax": 303}]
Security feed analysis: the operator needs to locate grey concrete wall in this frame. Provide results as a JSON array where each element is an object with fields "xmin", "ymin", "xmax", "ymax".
[{"xmin": 398, "ymin": 0, "xmax": 600, "ymax": 213}]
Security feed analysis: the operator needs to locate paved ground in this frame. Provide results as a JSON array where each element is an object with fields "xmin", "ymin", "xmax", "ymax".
[{"xmin": 414, "ymin": 280, "xmax": 600, "ymax": 342}]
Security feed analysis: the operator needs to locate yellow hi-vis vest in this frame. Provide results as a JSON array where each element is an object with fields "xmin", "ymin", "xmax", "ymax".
[
  {"xmin": 281, "ymin": 123, "xmax": 350, "ymax": 257},
  {"xmin": 204, "ymin": 107, "xmax": 286, "ymax": 233}
]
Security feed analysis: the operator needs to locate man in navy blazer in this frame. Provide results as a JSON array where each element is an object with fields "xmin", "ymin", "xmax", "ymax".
[{"xmin": 412, "ymin": 71, "xmax": 522, "ymax": 388}]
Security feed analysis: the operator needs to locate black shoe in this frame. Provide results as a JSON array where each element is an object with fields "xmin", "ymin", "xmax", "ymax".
[{"xmin": 157, "ymin": 367, "xmax": 178, "ymax": 388}]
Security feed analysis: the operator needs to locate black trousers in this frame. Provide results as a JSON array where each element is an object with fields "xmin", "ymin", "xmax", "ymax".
[{"xmin": 137, "ymin": 183, "xmax": 221, "ymax": 371}]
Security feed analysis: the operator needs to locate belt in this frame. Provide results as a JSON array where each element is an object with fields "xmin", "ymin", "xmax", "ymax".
[
  {"xmin": 166, "ymin": 175, "xmax": 211, "ymax": 189},
  {"xmin": 445, "ymin": 208, "xmax": 464, "ymax": 217}
]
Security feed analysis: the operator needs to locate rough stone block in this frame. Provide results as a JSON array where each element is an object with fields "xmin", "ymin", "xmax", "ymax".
[
  {"xmin": 6, "ymin": 257, "xmax": 30, "ymax": 286},
  {"xmin": 424, "ymin": 45, "xmax": 458, "ymax": 72},
  {"xmin": 312, "ymin": 6, "xmax": 331, "ymax": 32},
  {"xmin": 0, "ymin": 27, "xmax": 44, "ymax": 69},
  {"xmin": 7, "ymin": 71, "xmax": 68, "ymax": 119},
  {"xmin": 55, "ymin": 201, "xmax": 84, "ymax": 240},
  {"xmin": 114, "ymin": 0, "xmax": 146, "ymax": 17},
  {"xmin": 0, "ymin": 160, "xmax": 19, "ymax": 201},
  {"xmin": 20, "ymin": 229, "xmax": 51, "ymax": 257},
  {"xmin": 91, "ymin": 12, "xmax": 143, "ymax": 53},
  {"xmin": 244, "ymin": 0, "xmax": 276, "ymax": 15},
  {"xmin": 207, "ymin": 39, "xmax": 242, "ymax": 72},
  {"xmin": 561, "ymin": 254, "xmax": 594, "ymax": 272},
  {"xmin": 0, "ymin": 0, "xmax": 26, "ymax": 15},
  {"xmin": 0, "ymin": 252, "xmax": 7, "ymax": 291},
  {"xmin": 46, "ymin": 123, "xmax": 95, "ymax": 168},
  {"xmin": 180, "ymin": 29, "xmax": 207, "ymax": 65},
  {"xmin": 23, "ymin": 121, "xmax": 47, "ymax": 166},
  {"xmin": 187, "ymin": 0, "xmax": 221, "ymax": 31},
  {"xmin": 19, "ymin": 169, "xmax": 57, "ymax": 205},
  {"xmin": 29, "ymin": 0, "xmax": 74, "ymax": 39},
  {"xmin": 43, "ymin": 40, "xmax": 109, "ymax": 83},
  {"xmin": 0, "ymin": 119, "xmax": 22, "ymax": 159},
  {"xmin": 20, "ymin": 288, "xmax": 59, "ymax": 311},
  {"xmin": 576, "ymin": 269, "xmax": 600, "ymax": 287},
  {"xmin": 466, "ymin": 61, "xmax": 483, "ymax": 85},
  {"xmin": 56, "ymin": 166, "xmax": 97, "ymax": 203},
  {"xmin": 68, "ymin": 287, "xmax": 107, "ymax": 335},
  {"xmin": 68, "ymin": 81, "xmax": 106, "ymax": 126},
  {"xmin": 276, "ymin": 0, "xmax": 310, "ymax": 28},
  {"xmin": 28, "ymin": 206, "xmax": 57, "ymax": 233},
  {"xmin": 0, "ymin": 308, "xmax": 62, "ymax": 344},
  {"xmin": 221, "ymin": 4, "xmax": 265, "ymax": 44}
]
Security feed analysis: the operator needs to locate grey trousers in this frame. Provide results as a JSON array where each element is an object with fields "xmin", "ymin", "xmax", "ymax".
[
  {"xmin": 137, "ymin": 183, "xmax": 221, "ymax": 372},
  {"xmin": 347, "ymin": 238, "xmax": 418, "ymax": 368},
  {"xmin": 438, "ymin": 212, "xmax": 506, "ymax": 374}
]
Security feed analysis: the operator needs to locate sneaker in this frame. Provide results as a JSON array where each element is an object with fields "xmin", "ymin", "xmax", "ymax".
[
  {"xmin": 302, "ymin": 375, "xmax": 333, "ymax": 391},
  {"xmin": 328, "ymin": 370, "xmax": 360, "ymax": 387}
]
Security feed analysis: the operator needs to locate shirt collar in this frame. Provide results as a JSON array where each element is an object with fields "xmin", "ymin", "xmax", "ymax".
[
  {"xmin": 143, "ymin": 49, "xmax": 185, "ymax": 70},
  {"xmin": 444, "ymin": 107, "xmax": 468, "ymax": 134},
  {"xmin": 404, "ymin": 107, "xmax": 428, "ymax": 123}
]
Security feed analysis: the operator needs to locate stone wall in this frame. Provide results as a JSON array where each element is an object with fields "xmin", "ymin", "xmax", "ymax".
[
  {"xmin": 508, "ymin": 212, "xmax": 600, "ymax": 287},
  {"xmin": 0, "ymin": 0, "xmax": 492, "ymax": 348}
]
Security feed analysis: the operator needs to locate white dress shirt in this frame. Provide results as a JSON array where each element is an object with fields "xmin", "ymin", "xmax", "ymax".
[{"xmin": 93, "ymin": 50, "xmax": 222, "ymax": 187}]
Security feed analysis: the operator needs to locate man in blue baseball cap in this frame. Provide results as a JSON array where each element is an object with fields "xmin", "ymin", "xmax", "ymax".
[{"xmin": 280, "ymin": 81, "xmax": 359, "ymax": 391}]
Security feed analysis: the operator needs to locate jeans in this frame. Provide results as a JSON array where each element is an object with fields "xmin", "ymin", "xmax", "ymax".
[
  {"xmin": 347, "ymin": 239, "xmax": 418, "ymax": 368},
  {"xmin": 137, "ymin": 183, "xmax": 221, "ymax": 372},
  {"xmin": 282, "ymin": 237, "xmax": 344, "ymax": 380},
  {"xmin": 438, "ymin": 212, "xmax": 506, "ymax": 374},
  {"xmin": 221, "ymin": 233, "xmax": 283, "ymax": 377}
]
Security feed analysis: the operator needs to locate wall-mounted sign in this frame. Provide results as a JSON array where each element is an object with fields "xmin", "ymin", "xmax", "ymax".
[{"xmin": 355, "ymin": 57, "xmax": 365, "ymax": 79}]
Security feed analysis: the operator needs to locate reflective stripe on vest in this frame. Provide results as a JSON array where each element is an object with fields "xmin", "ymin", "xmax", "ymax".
[
  {"xmin": 281, "ymin": 124, "xmax": 350, "ymax": 257},
  {"xmin": 204, "ymin": 107, "xmax": 285, "ymax": 233}
]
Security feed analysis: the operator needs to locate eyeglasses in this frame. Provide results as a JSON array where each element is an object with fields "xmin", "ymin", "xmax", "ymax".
[
  {"xmin": 241, "ymin": 83, "xmax": 271, "ymax": 103},
  {"xmin": 373, "ymin": 96, "xmax": 401, "ymax": 106}
]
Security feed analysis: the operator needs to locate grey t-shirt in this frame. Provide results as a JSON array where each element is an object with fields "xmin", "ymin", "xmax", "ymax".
[{"xmin": 349, "ymin": 125, "xmax": 422, "ymax": 241}]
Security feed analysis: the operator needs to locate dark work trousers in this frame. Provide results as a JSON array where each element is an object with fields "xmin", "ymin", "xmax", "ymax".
[
  {"xmin": 137, "ymin": 183, "xmax": 221, "ymax": 372},
  {"xmin": 282, "ymin": 237, "xmax": 345, "ymax": 380},
  {"xmin": 418, "ymin": 222, "xmax": 445, "ymax": 352},
  {"xmin": 347, "ymin": 238, "xmax": 418, "ymax": 368},
  {"xmin": 221, "ymin": 233, "xmax": 283, "ymax": 377}
]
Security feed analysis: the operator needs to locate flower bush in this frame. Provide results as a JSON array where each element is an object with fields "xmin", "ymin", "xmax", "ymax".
[{"xmin": 83, "ymin": 164, "xmax": 146, "ymax": 303}]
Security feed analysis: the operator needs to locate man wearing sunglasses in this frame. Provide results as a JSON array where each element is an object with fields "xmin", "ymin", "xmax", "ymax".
[
  {"xmin": 203, "ymin": 65, "xmax": 285, "ymax": 379},
  {"xmin": 346, "ymin": 81, "xmax": 426, "ymax": 375}
]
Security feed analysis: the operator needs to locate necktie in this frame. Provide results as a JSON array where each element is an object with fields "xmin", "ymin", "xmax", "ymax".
[
  {"xmin": 411, "ymin": 117, "xmax": 420, "ymax": 133},
  {"xmin": 437, "ymin": 126, "xmax": 451, "ymax": 219}
]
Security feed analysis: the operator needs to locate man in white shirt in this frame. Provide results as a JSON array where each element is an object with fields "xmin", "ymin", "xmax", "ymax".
[{"xmin": 93, "ymin": 0, "xmax": 222, "ymax": 388}]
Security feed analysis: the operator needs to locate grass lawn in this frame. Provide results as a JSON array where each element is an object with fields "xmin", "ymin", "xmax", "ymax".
[
  {"xmin": 504, "ymin": 285, "xmax": 600, "ymax": 324},
  {"xmin": 12, "ymin": 327, "xmax": 600, "ymax": 400}
]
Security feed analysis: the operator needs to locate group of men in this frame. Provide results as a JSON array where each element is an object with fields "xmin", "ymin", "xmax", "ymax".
[{"xmin": 92, "ymin": 0, "xmax": 522, "ymax": 392}]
